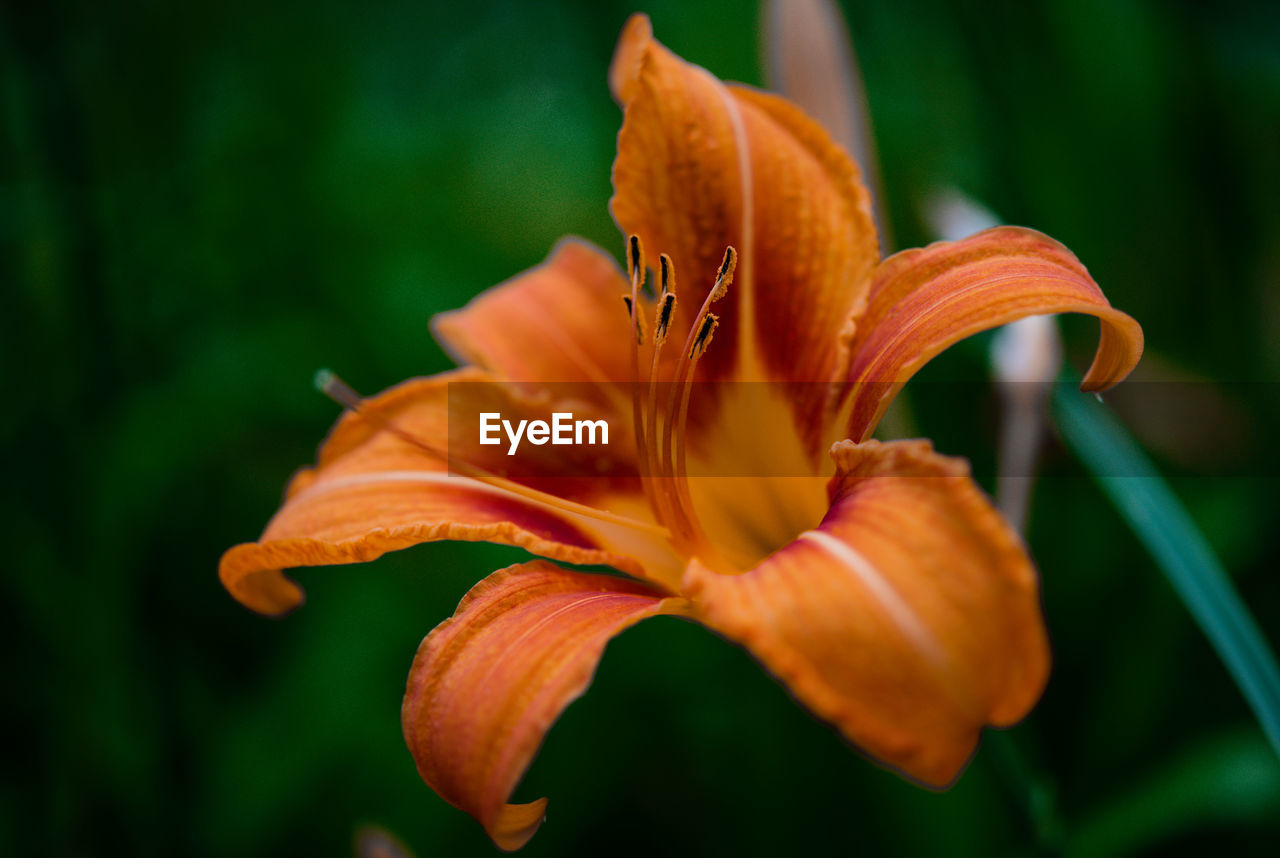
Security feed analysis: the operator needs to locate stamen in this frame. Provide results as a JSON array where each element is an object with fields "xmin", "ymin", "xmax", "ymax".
[
  {"xmin": 313, "ymin": 369, "xmax": 668, "ymax": 537},
  {"xmin": 652, "ymin": 252, "xmax": 678, "ymax": 346},
  {"xmin": 654, "ymin": 246, "xmax": 737, "ymax": 569},
  {"xmin": 621, "ymin": 295, "xmax": 646, "ymax": 344},
  {"xmin": 625, "ymin": 235, "xmax": 653, "ymax": 512},
  {"xmin": 663, "ymin": 245, "xmax": 737, "ymax": 471},
  {"xmin": 643, "ymin": 256, "xmax": 681, "ymax": 542},
  {"xmin": 619, "ymin": 241, "xmax": 741, "ymax": 568},
  {"xmin": 711, "ymin": 246, "xmax": 737, "ymax": 301},
  {"xmin": 690, "ymin": 313, "xmax": 719, "ymax": 359},
  {"xmin": 628, "ymin": 234, "xmax": 644, "ymax": 284},
  {"xmin": 663, "ymin": 309, "xmax": 727, "ymax": 569},
  {"xmin": 654, "ymin": 292, "xmax": 677, "ymax": 344}
]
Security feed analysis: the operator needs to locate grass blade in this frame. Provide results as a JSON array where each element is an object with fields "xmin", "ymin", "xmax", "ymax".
[{"xmin": 1052, "ymin": 382, "xmax": 1280, "ymax": 760}]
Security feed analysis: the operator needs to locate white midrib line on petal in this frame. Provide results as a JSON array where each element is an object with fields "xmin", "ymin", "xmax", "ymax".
[
  {"xmin": 712, "ymin": 73, "xmax": 766, "ymax": 383},
  {"xmin": 798, "ymin": 529, "xmax": 947, "ymax": 665}
]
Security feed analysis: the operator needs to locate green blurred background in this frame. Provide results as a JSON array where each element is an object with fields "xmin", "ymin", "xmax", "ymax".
[{"xmin": 4, "ymin": 0, "xmax": 1279, "ymax": 854}]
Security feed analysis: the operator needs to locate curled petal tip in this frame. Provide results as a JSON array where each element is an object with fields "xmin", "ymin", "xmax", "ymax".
[
  {"xmin": 218, "ymin": 544, "xmax": 306, "ymax": 616},
  {"xmin": 488, "ymin": 799, "xmax": 549, "ymax": 852},
  {"xmin": 609, "ymin": 13, "xmax": 653, "ymax": 104},
  {"xmin": 1079, "ymin": 311, "xmax": 1145, "ymax": 393}
]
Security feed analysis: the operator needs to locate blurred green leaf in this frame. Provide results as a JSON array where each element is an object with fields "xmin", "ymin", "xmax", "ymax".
[
  {"xmin": 1053, "ymin": 381, "xmax": 1280, "ymax": 761},
  {"xmin": 1067, "ymin": 729, "xmax": 1280, "ymax": 858}
]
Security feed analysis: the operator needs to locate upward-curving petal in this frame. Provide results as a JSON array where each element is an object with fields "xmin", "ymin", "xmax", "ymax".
[
  {"xmin": 432, "ymin": 239, "xmax": 643, "ymax": 416},
  {"xmin": 402, "ymin": 560, "xmax": 689, "ymax": 851},
  {"xmin": 609, "ymin": 13, "xmax": 878, "ymax": 400},
  {"xmin": 684, "ymin": 439, "xmax": 1049, "ymax": 786},
  {"xmin": 842, "ymin": 225, "xmax": 1144, "ymax": 440},
  {"xmin": 219, "ymin": 371, "xmax": 683, "ymax": 615}
]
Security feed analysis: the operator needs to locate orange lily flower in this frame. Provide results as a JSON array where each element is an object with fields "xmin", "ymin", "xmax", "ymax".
[{"xmin": 220, "ymin": 14, "xmax": 1143, "ymax": 851}]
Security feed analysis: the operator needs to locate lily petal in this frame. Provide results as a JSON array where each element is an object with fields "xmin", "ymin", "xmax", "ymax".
[
  {"xmin": 844, "ymin": 226, "xmax": 1144, "ymax": 440},
  {"xmin": 432, "ymin": 239, "xmax": 642, "ymax": 414},
  {"xmin": 610, "ymin": 13, "xmax": 878, "ymax": 400},
  {"xmin": 220, "ymin": 371, "xmax": 681, "ymax": 615},
  {"xmin": 684, "ymin": 439, "xmax": 1049, "ymax": 786},
  {"xmin": 402, "ymin": 560, "xmax": 688, "ymax": 851}
]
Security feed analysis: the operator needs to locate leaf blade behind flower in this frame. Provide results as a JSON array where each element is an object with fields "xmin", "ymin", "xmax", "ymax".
[{"xmin": 1053, "ymin": 381, "xmax": 1280, "ymax": 761}]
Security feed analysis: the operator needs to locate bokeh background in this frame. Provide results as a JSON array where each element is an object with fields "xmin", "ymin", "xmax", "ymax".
[{"xmin": 4, "ymin": 0, "xmax": 1279, "ymax": 855}]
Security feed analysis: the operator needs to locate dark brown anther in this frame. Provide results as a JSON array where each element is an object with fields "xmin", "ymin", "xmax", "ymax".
[
  {"xmin": 710, "ymin": 246, "xmax": 737, "ymax": 301},
  {"xmin": 628, "ymin": 234, "xmax": 644, "ymax": 283},
  {"xmin": 690, "ymin": 313, "xmax": 719, "ymax": 358},
  {"xmin": 654, "ymin": 292, "xmax": 677, "ymax": 343},
  {"xmin": 622, "ymin": 294, "xmax": 645, "ymax": 344},
  {"xmin": 719, "ymin": 246, "xmax": 736, "ymax": 279}
]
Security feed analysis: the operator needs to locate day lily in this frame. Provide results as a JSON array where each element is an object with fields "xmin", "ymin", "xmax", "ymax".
[{"xmin": 220, "ymin": 14, "xmax": 1143, "ymax": 851}]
